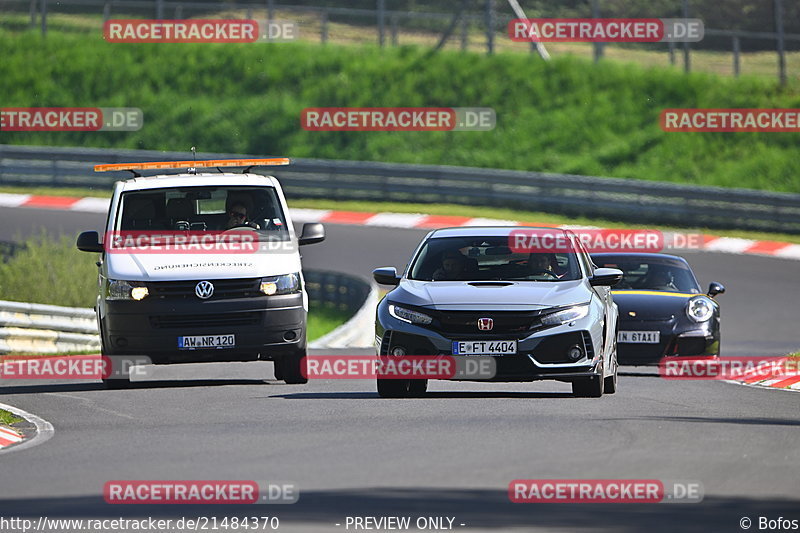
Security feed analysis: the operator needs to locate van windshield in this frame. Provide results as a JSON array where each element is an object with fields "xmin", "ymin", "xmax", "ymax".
[{"xmin": 116, "ymin": 186, "xmax": 289, "ymax": 240}]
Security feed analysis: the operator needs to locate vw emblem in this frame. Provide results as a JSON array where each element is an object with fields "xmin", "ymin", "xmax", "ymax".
[
  {"xmin": 477, "ymin": 318, "xmax": 493, "ymax": 331},
  {"xmin": 195, "ymin": 281, "xmax": 214, "ymax": 299}
]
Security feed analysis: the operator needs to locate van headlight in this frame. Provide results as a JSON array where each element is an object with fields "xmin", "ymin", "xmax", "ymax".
[
  {"xmin": 260, "ymin": 273, "xmax": 300, "ymax": 295},
  {"xmin": 388, "ymin": 304, "xmax": 432, "ymax": 325},
  {"xmin": 687, "ymin": 296, "xmax": 714, "ymax": 322},
  {"xmin": 541, "ymin": 303, "xmax": 590, "ymax": 326},
  {"xmin": 105, "ymin": 280, "xmax": 149, "ymax": 301}
]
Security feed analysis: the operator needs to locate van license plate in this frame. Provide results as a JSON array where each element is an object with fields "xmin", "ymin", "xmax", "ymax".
[{"xmin": 178, "ymin": 334, "xmax": 235, "ymax": 350}]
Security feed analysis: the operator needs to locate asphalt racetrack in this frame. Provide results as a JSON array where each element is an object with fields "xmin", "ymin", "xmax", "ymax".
[{"xmin": 0, "ymin": 206, "xmax": 798, "ymax": 532}]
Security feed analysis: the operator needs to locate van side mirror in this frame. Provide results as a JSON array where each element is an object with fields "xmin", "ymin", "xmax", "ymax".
[
  {"xmin": 589, "ymin": 267, "xmax": 623, "ymax": 287},
  {"xmin": 76, "ymin": 231, "xmax": 103, "ymax": 253},
  {"xmin": 707, "ymin": 282, "xmax": 725, "ymax": 297},
  {"xmin": 298, "ymin": 223, "xmax": 325, "ymax": 246},
  {"xmin": 373, "ymin": 267, "xmax": 400, "ymax": 286}
]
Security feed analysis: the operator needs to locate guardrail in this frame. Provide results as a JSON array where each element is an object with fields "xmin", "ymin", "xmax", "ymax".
[
  {"xmin": 0, "ymin": 269, "xmax": 375, "ymax": 354},
  {"xmin": 2, "ymin": 144, "xmax": 800, "ymax": 234}
]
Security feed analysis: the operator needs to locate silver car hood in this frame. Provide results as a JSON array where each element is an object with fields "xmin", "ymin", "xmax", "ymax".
[{"xmin": 393, "ymin": 279, "xmax": 591, "ymax": 311}]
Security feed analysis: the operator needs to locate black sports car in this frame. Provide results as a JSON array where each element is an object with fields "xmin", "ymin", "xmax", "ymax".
[{"xmin": 591, "ymin": 253, "xmax": 724, "ymax": 365}]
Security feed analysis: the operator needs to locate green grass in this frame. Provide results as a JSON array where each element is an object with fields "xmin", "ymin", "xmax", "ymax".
[
  {"xmin": 0, "ymin": 409, "xmax": 23, "ymax": 426},
  {"xmin": 0, "ymin": 30, "xmax": 799, "ymax": 192},
  {"xmin": 307, "ymin": 306, "xmax": 350, "ymax": 340}
]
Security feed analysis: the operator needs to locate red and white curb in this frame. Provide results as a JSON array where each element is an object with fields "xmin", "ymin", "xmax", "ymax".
[
  {"xmin": 727, "ymin": 370, "xmax": 800, "ymax": 393},
  {"xmin": 0, "ymin": 402, "xmax": 55, "ymax": 454},
  {"xmin": 0, "ymin": 425, "xmax": 24, "ymax": 449},
  {"xmin": 3, "ymin": 193, "xmax": 800, "ymax": 260}
]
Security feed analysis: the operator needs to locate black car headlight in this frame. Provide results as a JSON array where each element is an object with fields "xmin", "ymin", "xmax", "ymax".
[
  {"xmin": 105, "ymin": 279, "xmax": 149, "ymax": 301},
  {"xmin": 388, "ymin": 304, "xmax": 433, "ymax": 325},
  {"xmin": 260, "ymin": 273, "xmax": 300, "ymax": 295},
  {"xmin": 686, "ymin": 296, "xmax": 714, "ymax": 322},
  {"xmin": 541, "ymin": 303, "xmax": 590, "ymax": 326}
]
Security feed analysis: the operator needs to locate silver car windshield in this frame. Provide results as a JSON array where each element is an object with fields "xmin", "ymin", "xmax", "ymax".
[{"xmin": 408, "ymin": 236, "xmax": 582, "ymax": 282}]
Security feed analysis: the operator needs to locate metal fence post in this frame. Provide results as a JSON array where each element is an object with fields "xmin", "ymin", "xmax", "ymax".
[
  {"xmin": 377, "ymin": 0, "xmax": 386, "ymax": 47},
  {"xmin": 175, "ymin": 4, "xmax": 183, "ymax": 19},
  {"xmin": 390, "ymin": 13, "xmax": 398, "ymax": 46},
  {"xmin": 485, "ymin": 0, "xmax": 494, "ymax": 55},
  {"xmin": 461, "ymin": 15, "xmax": 468, "ymax": 51},
  {"xmin": 668, "ymin": 40, "xmax": 676, "ymax": 65},
  {"xmin": 155, "ymin": 0, "xmax": 163, "ymax": 19},
  {"xmin": 591, "ymin": 0, "xmax": 604, "ymax": 62},
  {"xmin": 774, "ymin": 0, "xmax": 787, "ymax": 85},
  {"xmin": 682, "ymin": 0, "xmax": 690, "ymax": 73},
  {"xmin": 267, "ymin": 0, "xmax": 274, "ymax": 24},
  {"xmin": 40, "ymin": 0, "xmax": 47, "ymax": 36},
  {"xmin": 103, "ymin": 2, "xmax": 110, "ymax": 22},
  {"xmin": 321, "ymin": 9, "xmax": 328, "ymax": 44},
  {"xmin": 732, "ymin": 35, "xmax": 740, "ymax": 77},
  {"xmin": 29, "ymin": 0, "xmax": 37, "ymax": 28}
]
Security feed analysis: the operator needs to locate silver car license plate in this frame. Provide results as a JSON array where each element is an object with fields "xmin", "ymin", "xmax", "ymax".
[
  {"xmin": 178, "ymin": 334, "xmax": 235, "ymax": 350},
  {"xmin": 452, "ymin": 340, "xmax": 517, "ymax": 355},
  {"xmin": 617, "ymin": 331, "xmax": 660, "ymax": 344}
]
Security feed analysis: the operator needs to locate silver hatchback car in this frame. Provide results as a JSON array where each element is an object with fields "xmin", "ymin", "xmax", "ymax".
[{"xmin": 373, "ymin": 227, "xmax": 623, "ymax": 398}]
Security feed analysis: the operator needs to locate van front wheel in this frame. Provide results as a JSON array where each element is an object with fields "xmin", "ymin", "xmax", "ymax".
[{"xmin": 280, "ymin": 344, "xmax": 308, "ymax": 385}]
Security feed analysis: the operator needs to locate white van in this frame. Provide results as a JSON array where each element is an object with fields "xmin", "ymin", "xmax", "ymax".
[{"xmin": 77, "ymin": 158, "xmax": 325, "ymax": 388}]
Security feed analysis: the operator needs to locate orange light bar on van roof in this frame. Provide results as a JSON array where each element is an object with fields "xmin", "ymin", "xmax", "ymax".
[{"xmin": 94, "ymin": 158, "xmax": 291, "ymax": 172}]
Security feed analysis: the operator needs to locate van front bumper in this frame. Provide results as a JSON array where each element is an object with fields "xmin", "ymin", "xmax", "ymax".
[{"xmin": 99, "ymin": 293, "xmax": 305, "ymax": 364}]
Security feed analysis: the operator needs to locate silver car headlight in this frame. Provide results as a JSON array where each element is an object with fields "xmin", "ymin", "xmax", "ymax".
[
  {"xmin": 260, "ymin": 273, "xmax": 301, "ymax": 295},
  {"xmin": 388, "ymin": 304, "xmax": 433, "ymax": 325},
  {"xmin": 541, "ymin": 303, "xmax": 590, "ymax": 326},
  {"xmin": 105, "ymin": 279, "xmax": 149, "ymax": 301},
  {"xmin": 686, "ymin": 296, "xmax": 714, "ymax": 322}
]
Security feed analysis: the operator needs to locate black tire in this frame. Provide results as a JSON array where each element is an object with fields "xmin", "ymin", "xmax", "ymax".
[
  {"xmin": 604, "ymin": 368, "xmax": 617, "ymax": 394},
  {"xmin": 103, "ymin": 376, "xmax": 133, "ymax": 390},
  {"xmin": 408, "ymin": 379, "xmax": 428, "ymax": 397},
  {"xmin": 273, "ymin": 359, "xmax": 284, "ymax": 381},
  {"xmin": 377, "ymin": 379, "xmax": 410, "ymax": 398},
  {"xmin": 572, "ymin": 364, "xmax": 605, "ymax": 398},
  {"xmin": 281, "ymin": 341, "xmax": 308, "ymax": 385}
]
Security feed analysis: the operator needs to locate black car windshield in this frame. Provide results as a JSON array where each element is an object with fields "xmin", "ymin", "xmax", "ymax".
[
  {"xmin": 116, "ymin": 186, "xmax": 289, "ymax": 241},
  {"xmin": 409, "ymin": 236, "xmax": 582, "ymax": 282},
  {"xmin": 594, "ymin": 258, "xmax": 701, "ymax": 293}
]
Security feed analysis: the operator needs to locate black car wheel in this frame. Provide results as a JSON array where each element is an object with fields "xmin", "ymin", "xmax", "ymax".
[
  {"xmin": 573, "ymin": 363, "xmax": 604, "ymax": 397},
  {"xmin": 281, "ymin": 337, "xmax": 308, "ymax": 384},
  {"xmin": 408, "ymin": 379, "xmax": 428, "ymax": 396},
  {"xmin": 377, "ymin": 378, "xmax": 410, "ymax": 398}
]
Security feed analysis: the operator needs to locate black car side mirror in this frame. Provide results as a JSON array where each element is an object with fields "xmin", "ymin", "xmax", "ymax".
[
  {"xmin": 589, "ymin": 268, "xmax": 623, "ymax": 287},
  {"xmin": 373, "ymin": 267, "xmax": 400, "ymax": 286},
  {"xmin": 76, "ymin": 231, "xmax": 104, "ymax": 253},
  {"xmin": 298, "ymin": 223, "xmax": 325, "ymax": 246},
  {"xmin": 707, "ymin": 282, "xmax": 725, "ymax": 297}
]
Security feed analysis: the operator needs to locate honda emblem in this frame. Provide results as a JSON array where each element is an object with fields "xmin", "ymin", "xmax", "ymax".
[{"xmin": 477, "ymin": 318, "xmax": 493, "ymax": 331}]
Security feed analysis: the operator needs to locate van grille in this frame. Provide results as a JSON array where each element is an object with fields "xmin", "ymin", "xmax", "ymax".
[
  {"xmin": 150, "ymin": 312, "xmax": 262, "ymax": 329},
  {"xmin": 147, "ymin": 279, "xmax": 261, "ymax": 300}
]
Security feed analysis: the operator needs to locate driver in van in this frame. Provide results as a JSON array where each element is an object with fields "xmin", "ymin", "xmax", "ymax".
[{"xmin": 226, "ymin": 203, "xmax": 249, "ymax": 229}]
